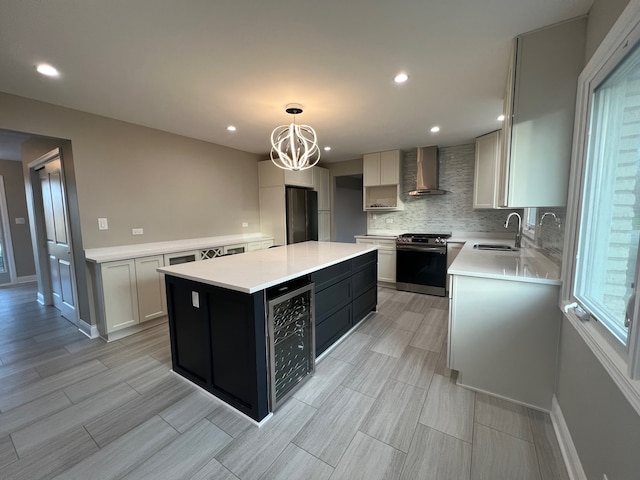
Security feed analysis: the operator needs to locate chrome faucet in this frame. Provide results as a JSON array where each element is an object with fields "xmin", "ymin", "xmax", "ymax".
[
  {"xmin": 504, "ymin": 212, "xmax": 522, "ymax": 248},
  {"xmin": 540, "ymin": 211, "xmax": 561, "ymax": 228}
]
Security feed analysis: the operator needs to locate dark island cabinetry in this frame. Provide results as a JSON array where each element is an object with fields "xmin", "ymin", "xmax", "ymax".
[
  {"xmin": 164, "ymin": 248, "xmax": 377, "ymax": 422},
  {"xmin": 166, "ymin": 277, "xmax": 269, "ymax": 421},
  {"xmin": 313, "ymin": 250, "xmax": 377, "ymax": 356}
]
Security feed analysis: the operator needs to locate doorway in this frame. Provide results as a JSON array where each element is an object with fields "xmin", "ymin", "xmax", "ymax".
[
  {"xmin": 0, "ymin": 175, "xmax": 16, "ymax": 285},
  {"xmin": 334, "ymin": 175, "xmax": 367, "ymax": 242},
  {"xmin": 29, "ymin": 148, "xmax": 78, "ymax": 324}
]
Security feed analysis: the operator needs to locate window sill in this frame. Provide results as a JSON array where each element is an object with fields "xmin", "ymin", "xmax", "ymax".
[{"xmin": 563, "ymin": 305, "xmax": 640, "ymax": 416}]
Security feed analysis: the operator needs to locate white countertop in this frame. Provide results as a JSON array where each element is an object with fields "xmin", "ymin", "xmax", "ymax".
[
  {"xmin": 85, "ymin": 233, "xmax": 274, "ymax": 263},
  {"xmin": 157, "ymin": 241, "xmax": 378, "ymax": 294},
  {"xmin": 448, "ymin": 239, "xmax": 561, "ymax": 285}
]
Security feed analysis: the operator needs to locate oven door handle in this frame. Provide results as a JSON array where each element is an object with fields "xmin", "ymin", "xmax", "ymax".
[{"xmin": 396, "ymin": 245, "xmax": 446, "ymax": 254}]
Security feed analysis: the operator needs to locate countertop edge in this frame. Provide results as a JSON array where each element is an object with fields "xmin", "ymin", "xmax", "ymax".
[
  {"xmin": 448, "ymin": 239, "xmax": 562, "ymax": 285},
  {"xmin": 158, "ymin": 243, "xmax": 379, "ymax": 294},
  {"xmin": 85, "ymin": 233, "xmax": 274, "ymax": 263}
]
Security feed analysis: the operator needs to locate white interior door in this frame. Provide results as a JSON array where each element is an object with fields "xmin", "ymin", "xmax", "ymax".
[
  {"xmin": 0, "ymin": 176, "xmax": 16, "ymax": 285},
  {"xmin": 38, "ymin": 158, "xmax": 77, "ymax": 322}
]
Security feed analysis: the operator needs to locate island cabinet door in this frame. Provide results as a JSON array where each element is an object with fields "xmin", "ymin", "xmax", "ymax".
[
  {"xmin": 208, "ymin": 288, "xmax": 268, "ymax": 420},
  {"xmin": 165, "ymin": 277, "xmax": 212, "ymax": 389}
]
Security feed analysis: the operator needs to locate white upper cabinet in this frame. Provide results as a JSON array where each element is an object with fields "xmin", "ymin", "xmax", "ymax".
[
  {"xmin": 473, "ymin": 130, "xmax": 502, "ymax": 209},
  {"xmin": 499, "ymin": 17, "xmax": 586, "ymax": 208},
  {"xmin": 362, "ymin": 150, "xmax": 404, "ymax": 211},
  {"xmin": 363, "ymin": 150, "xmax": 400, "ymax": 186}
]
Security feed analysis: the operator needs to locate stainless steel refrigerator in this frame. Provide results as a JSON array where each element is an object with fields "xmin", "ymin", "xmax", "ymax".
[{"xmin": 286, "ymin": 187, "xmax": 318, "ymax": 244}]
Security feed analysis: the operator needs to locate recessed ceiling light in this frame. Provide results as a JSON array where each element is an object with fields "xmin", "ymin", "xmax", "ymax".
[
  {"xmin": 226, "ymin": 125, "xmax": 237, "ymax": 132},
  {"xmin": 324, "ymin": 146, "xmax": 331, "ymax": 152},
  {"xmin": 497, "ymin": 114, "xmax": 505, "ymax": 122},
  {"xmin": 394, "ymin": 72, "xmax": 409, "ymax": 83},
  {"xmin": 36, "ymin": 63, "xmax": 60, "ymax": 77},
  {"xmin": 430, "ymin": 126, "xmax": 440, "ymax": 133}
]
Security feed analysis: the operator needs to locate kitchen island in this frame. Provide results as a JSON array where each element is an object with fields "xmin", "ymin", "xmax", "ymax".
[{"xmin": 158, "ymin": 241, "xmax": 378, "ymax": 422}]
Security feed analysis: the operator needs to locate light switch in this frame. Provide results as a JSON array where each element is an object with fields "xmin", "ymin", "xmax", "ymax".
[
  {"xmin": 192, "ymin": 291, "xmax": 200, "ymax": 308},
  {"xmin": 98, "ymin": 218, "xmax": 108, "ymax": 230},
  {"xmin": 242, "ymin": 222, "xmax": 249, "ymax": 228},
  {"xmin": 15, "ymin": 217, "xmax": 25, "ymax": 224},
  {"xmin": 132, "ymin": 228, "xmax": 144, "ymax": 235}
]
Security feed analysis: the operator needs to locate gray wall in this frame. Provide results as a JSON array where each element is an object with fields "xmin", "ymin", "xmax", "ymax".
[
  {"xmin": 0, "ymin": 159, "xmax": 35, "ymax": 277},
  {"xmin": 0, "ymin": 92, "xmax": 262, "ymax": 325},
  {"xmin": 585, "ymin": 0, "xmax": 631, "ymax": 61},
  {"xmin": 0, "ymin": 92, "xmax": 262, "ymax": 250},
  {"xmin": 367, "ymin": 144, "xmax": 522, "ymax": 234},
  {"xmin": 556, "ymin": 317, "xmax": 640, "ymax": 479},
  {"xmin": 334, "ymin": 175, "xmax": 367, "ymax": 242},
  {"xmin": 556, "ymin": 1, "xmax": 640, "ymax": 479}
]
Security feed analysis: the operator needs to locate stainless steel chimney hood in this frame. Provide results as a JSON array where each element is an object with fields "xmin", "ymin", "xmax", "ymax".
[{"xmin": 407, "ymin": 146, "xmax": 446, "ymax": 196}]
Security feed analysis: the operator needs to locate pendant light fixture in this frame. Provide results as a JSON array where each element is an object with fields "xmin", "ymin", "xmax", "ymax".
[{"xmin": 270, "ymin": 103, "xmax": 320, "ymax": 171}]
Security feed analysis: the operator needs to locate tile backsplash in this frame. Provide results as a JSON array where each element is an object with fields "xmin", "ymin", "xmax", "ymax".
[
  {"xmin": 523, "ymin": 207, "xmax": 566, "ymax": 265},
  {"xmin": 368, "ymin": 144, "xmax": 523, "ymax": 234}
]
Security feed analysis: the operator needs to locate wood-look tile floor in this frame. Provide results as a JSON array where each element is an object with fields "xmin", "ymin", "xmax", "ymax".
[{"xmin": 0, "ymin": 283, "xmax": 569, "ymax": 480}]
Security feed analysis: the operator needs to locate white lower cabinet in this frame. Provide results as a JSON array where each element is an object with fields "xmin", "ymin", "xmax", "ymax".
[
  {"xmin": 247, "ymin": 239, "xmax": 275, "ymax": 251},
  {"xmin": 135, "ymin": 255, "xmax": 167, "ymax": 322},
  {"xmin": 449, "ymin": 274, "xmax": 560, "ymax": 410},
  {"xmin": 377, "ymin": 248, "xmax": 396, "ymax": 283},
  {"xmin": 355, "ymin": 237, "xmax": 396, "ymax": 284},
  {"xmin": 97, "ymin": 254, "xmax": 168, "ymax": 340},
  {"xmin": 100, "ymin": 259, "xmax": 140, "ymax": 333}
]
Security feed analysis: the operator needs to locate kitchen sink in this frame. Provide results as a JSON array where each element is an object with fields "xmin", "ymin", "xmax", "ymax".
[{"xmin": 473, "ymin": 243, "xmax": 519, "ymax": 251}]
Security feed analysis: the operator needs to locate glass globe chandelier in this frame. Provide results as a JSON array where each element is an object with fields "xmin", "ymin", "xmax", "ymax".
[{"xmin": 270, "ymin": 104, "xmax": 320, "ymax": 171}]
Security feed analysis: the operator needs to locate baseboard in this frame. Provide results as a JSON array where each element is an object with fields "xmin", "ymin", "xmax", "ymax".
[
  {"xmin": 78, "ymin": 318, "xmax": 100, "ymax": 339},
  {"xmin": 550, "ymin": 395, "xmax": 587, "ymax": 480},
  {"xmin": 17, "ymin": 275, "xmax": 37, "ymax": 284}
]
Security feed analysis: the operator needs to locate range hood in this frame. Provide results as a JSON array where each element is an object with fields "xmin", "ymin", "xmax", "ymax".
[{"xmin": 407, "ymin": 146, "xmax": 446, "ymax": 196}]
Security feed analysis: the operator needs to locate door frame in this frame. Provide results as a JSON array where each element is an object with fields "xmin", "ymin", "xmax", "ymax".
[
  {"xmin": 0, "ymin": 175, "xmax": 17, "ymax": 285},
  {"xmin": 28, "ymin": 148, "xmax": 80, "ymax": 326}
]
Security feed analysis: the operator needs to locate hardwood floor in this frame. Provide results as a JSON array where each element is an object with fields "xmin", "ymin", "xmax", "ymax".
[{"xmin": 0, "ymin": 282, "xmax": 569, "ymax": 480}]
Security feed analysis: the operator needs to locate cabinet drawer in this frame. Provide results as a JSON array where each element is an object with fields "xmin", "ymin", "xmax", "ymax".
[
  {"xmin": 311, "ymin": 261, "xmax": 352, "ymax": 292},
  {"xmin": 352, "ymin": 251, "xmax": 377, "ymax": 272},
  {"xmin": 353, "ymin": 286, "xmax": 377, "ymax": 325},
  {"xmin": 352, "ymin": 264, "xmax": 377, "ymax": 298},
  {"xmin": 316, "ymin": 304, "xmax": 352, "ymax": 356},
  {"xmin": 315, "ymin": 278, "xmax": 351, "ymax": 322}
]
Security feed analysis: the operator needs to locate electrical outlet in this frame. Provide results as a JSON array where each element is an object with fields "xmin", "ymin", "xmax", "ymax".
[
  {"xmin": 15, "ymin": 217, "xmax": 25, "ymax": 224},
  {"xmin": 98, "ymin": 218, "xmax": 108, "ymax": 230},
  {"xmin": 386, "ymin": 218, "xmax": 394, "ymax": 224},
  {"xmin": 242, "ymin": 222, "xmax": 249, "ymax": 227},
  {"xmin": 132, "ymin": 228, "xmax": 144, "ymax": 235}
]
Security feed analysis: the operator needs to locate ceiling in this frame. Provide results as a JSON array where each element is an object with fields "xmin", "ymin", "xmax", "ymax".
[{"xmin": 0, "ymin": 0, "xmax": 593, "ymax": 163}]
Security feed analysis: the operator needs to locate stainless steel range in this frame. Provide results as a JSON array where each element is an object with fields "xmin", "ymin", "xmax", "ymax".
[{"xmin": 396, "ymin": 233, "xmax": 451, "ymax": 296}]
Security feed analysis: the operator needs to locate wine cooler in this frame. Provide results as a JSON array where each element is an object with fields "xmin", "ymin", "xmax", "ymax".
[{"xmin": 267, "ymin": 281, "xmax": 315, "ymax": 410}]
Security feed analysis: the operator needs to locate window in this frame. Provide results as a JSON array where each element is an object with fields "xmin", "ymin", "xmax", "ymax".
[
  {"xmin": 564, "ymin": 4, "xmax": 640, "ymax": 387},
  {"xmin": 575, "ymin": 39, "xmax": 640, "ymax": 345}
]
